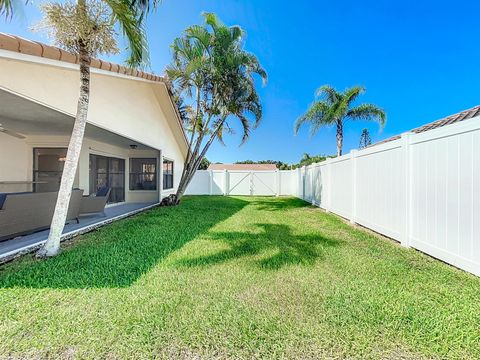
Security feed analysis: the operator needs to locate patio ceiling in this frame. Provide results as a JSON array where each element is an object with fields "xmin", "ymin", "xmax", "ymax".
[{"xmin": 0, "ymin": 88, "xmax": 152, "ymax": 150}]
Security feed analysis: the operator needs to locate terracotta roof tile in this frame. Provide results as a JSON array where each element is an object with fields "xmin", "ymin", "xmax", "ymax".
[
  {"xmin": 0, "ymin": 32, "xmax": 166, "ymax": 83},
  {"xmin": 374, "ymin": 105, "xmax": 480, "ymax": 146}
]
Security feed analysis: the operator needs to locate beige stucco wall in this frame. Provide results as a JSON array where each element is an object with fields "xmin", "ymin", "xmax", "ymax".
[
  {"xmin": 0, "ymin": 52, "xmax": 186, "ymax": 199},
  {"xmin": 0, "ymin": 132, "xmax": 31, "ymax": 192}
]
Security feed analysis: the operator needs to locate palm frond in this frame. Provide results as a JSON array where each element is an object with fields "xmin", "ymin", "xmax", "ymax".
[
  {"xmin": 129, "ymin": 0, "xmax": 159, "ymax": 20},
  {"xmin": 294, "ymin": 100, "xmax": 332, "ymax": 135},
  {"xmin": 105, "ymin": 0, "xmax": 148, "ymax": 67},
  {"xmin": 185, "ymin": 24, "xmax": 212, "ymax": 49},
  {"xmin": 347, "ymin": 103, "xmax": 386, "ymax": 127},
  {"xmin": 315, "ymin": 85, "xmax": 339, "ymax": 104},
  {"xmin": 0, "ymin": 0, "xmax": 15, "ymax": 19},
  {"xmin": 343, "ymin": 85, "xmax": 365, "ymax": 105}
]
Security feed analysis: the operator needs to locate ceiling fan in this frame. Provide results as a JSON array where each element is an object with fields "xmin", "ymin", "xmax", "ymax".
[{"xmin": 0, "ymin": 124, "xmax": 26, "ymax": 139}]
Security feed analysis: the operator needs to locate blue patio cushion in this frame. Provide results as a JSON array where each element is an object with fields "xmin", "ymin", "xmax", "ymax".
[
  {"xmin": 96, "ymin": 186, "xmax": 110, "ymax": 197},
  {"xmin": 0, "ymin": 193, "xmax": 6, "ymax": 209}
]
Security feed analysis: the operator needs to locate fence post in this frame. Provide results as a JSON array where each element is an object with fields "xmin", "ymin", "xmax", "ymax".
[
  {"xmin": 275, "ymin": 169, "xmax": 280, "ymax": 196},
  {"xmin": 295, "ymin": 167, "xmax": 303, "ymax": 199},
  {"xmin": 401, "ymin": 132, "xmax": 413, "ymax": 247},
  {"xmin": 308, "ymin": 164, "xmax": 315, "ymax": 206},
  {"xmin": 249, "ymin": 171, "xmax": 254, "ymax": 196},
  {"xmin": 209, "ymin": 170, "xmax": 213, "ymax": 195},
  {"xmin": 325, "ymin": 158, "xmax": 332, "ymax": 213},
  {"xmin": 223, "ymin": 170, "xmax": 229, "ymax": 196},
  {"xmin": 350, "ymin": 150, "xmax": 358, "ymax": 224}
]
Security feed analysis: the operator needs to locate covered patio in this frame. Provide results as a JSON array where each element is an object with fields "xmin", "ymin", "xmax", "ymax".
[{"xmin": 0, "ymin": 88, "xmax": 166, "ymax": 260}]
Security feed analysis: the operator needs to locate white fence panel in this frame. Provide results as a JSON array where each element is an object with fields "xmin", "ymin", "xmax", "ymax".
[
  {"xmin": 211, "ymin": 171, "xmax": 224, "ymax": 195},
  {"xmin": 252, "ymin": 172, "xmax": 277, "ymax": 196},
  {"xmin": 329, "ymin": 156, "xmax": 353, "ymax": 219},
  {"xmin": 310, "ymin": 164, "xmax": 322, "ymax": 206},
  {"xmin": 185, "ymin": 171, "xmax": 210, "ymax": 195},
  {"xmin": 227, "ymin": 171, "xmax": 251, "ymax": 195},
  {"xmin": 355, "ymin": 141, "xmax": 404, "ymax": 241},
  {"xmin": 409, "ymin": 123, "xmax": 480, "ymax": 276},
  {"xmin": 303, "ymin": 166, "xmax": 313, "ymax": 202},
  {"xmin": 279, "ymin": 170, "xmax": 293, "ymax": 195}
]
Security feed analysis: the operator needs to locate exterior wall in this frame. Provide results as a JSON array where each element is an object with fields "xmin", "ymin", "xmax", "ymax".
[
  {"xmin": 0, "ymin": 53, "xmax": 187, "ymax": 157},
  {"xmin": 0, "ymin": 132, "xmax": 31, "ymax": 192},
  {"xmin": 0, "ymin": 52, "xmax": 187, "ymax": 199}
]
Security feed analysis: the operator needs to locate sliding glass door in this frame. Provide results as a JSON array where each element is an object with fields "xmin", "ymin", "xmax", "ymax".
[
  {"xmin": 33, "ymin": 148, "xmax": 68, "ymax": 192},
  {"xmin": 89, "ymin": 154, "xmax": 125, "ymax": 203}
]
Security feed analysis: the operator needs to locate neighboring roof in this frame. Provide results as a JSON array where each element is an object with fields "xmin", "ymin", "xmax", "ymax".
[
  {"xmin": 0, "ymin": 33, "xmax": 189, "ymax": 149},
  {"xmin": 0, "ymin": 33, "xmax": 165, "ymax": 82},
  {"xmin": 208, "ymin": 163, "xmax": 278, "ymax": 171},
  {"xmin": 375, "ymin": 105, "xmax": 480, "ymax": 146}
]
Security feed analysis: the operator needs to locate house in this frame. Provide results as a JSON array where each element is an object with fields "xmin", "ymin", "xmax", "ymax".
[
  {"xmin": 0, "ymin": 33, "xmax": 188, "ymax": 257},
  {"xmin": 207, "ymin": 163, "xmax": 277, "ymax": 171}
]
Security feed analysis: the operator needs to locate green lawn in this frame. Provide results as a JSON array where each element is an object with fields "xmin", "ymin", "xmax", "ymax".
[{"xmin": 0, "ymin": 196, "xmax": 479, "ymax": 359}]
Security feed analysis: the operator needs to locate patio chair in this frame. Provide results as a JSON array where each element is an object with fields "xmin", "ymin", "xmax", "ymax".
[
  {"xmin": 79, "ymin": 187, "xmax": 111, "ymax": 216},
  {"xmin": 0, "ymin": 189, "xmax": 83, "ymax": 241}
]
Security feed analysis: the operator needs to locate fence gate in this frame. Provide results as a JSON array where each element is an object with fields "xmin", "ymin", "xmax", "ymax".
[{"xmin": 227, "ymin": 171, "xmax": 277, "ymax": 196}]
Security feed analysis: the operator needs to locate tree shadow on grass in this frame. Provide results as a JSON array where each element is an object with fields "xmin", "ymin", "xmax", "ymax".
[
  {"xmin": 176, "ymin": 223, "xmax": 341, "ymax": 270},
  {"xmin": 0, "ymin": 196, "xmax": 248, "ymax": 289},
  {"xmin": 248, "ymin": 197, "xmax": 311, "ymax": 212}
]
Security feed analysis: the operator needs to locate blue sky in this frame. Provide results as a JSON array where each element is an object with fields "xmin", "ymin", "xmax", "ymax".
[{"xmin": 2, "ymin": 0, "xmax": 479, "ymax": 164}]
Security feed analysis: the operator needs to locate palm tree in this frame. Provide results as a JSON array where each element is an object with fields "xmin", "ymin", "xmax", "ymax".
[
  {"xmin": 167, "ymin": 13, "xmax": 267, "ymax": 200},
  {"xmin": 35, "ymin": 0, "xmax": 153, "ymax": 258},
  {"xmin": 295, "ymin": 85, "xmax": 386, "ymax": 156}
]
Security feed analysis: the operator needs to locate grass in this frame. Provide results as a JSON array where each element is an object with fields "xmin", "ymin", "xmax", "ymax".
[{"xmin": 0, "ymin": 196, "xmax": 479, "ymax": 359}]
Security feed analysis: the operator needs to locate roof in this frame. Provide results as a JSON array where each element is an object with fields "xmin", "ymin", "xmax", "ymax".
[
  {"xmin": 207, "ymin": 163, "xmax": 278, "ymax": 171},
  {"xmin": 0, "ymin": 33, "xmax": 189, "ymax": 149},
  {"xmin": 0, "ymin": 33, "xmax": 165, "ymax": 82},
  {"xmin": 375, "ymin": 105, "xmax": 480, "ymax": 146}
]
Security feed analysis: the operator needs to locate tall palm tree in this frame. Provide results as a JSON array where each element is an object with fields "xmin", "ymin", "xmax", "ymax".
[
  {"xmin": 35, "ymin": 0, "xmax": 153, "ymax": 257},
  {"xmin": 295, "ymin": 85, "xmax": 386, "ymax": 156},
  {"xmin": 167, "ymin": 13, "xmax": 267, "ymax": 200}
]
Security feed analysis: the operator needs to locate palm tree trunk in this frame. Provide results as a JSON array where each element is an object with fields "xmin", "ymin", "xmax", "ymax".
[
  {"xmin": 37, "ymin": 43, "xmax": 90, "ymax": 257},
  {"xmin": 175, "ymin": 117, "xmax": 225, "ymax": 199},
  {"xmin": 336, "ymin": 120, "xmax": 343, "ymax": 157}
]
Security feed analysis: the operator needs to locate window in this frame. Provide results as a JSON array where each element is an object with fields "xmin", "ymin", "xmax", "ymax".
[
  {"xmin": 163, "ymin": 159, "xmax": 174, "ymax": 190},
  {"xmin": 129, "ymin": 158, "xmax": 157, "ymax": 191},
  {"xmin": 91, "ymin": 154, "xmax": 125, "ymax": 202}
]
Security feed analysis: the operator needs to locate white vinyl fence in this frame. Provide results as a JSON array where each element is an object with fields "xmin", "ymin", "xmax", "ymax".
[
  {"xmin": 186, "ymin": 117, "xmax": 480, "ymax": 276},
  {"xmin": 186, "ymin": 170, "xmax": 295, "ymax": 196}
]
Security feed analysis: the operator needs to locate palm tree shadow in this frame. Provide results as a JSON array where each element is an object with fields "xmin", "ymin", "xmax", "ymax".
[
  {"xmin": 249, "ymin": 197, "xmax": 311, "ymax": 212},
  {"xmin": 176, "ymin": 223, "xmax": 340, "ymax": 270}
]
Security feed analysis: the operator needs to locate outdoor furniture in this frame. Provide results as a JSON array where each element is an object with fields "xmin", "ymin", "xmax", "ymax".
[
  {"xmin": 0, "ymin": 189, "xmax": 83, "ymax": 241},
  {"xmin": 79, "ymin": 187, "xmax": 111, "ymax": 216}
]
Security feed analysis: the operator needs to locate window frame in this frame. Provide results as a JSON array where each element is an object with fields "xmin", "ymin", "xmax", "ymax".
[
  {"xmin": 163, "ymin": 158, "xmax": 174, "ymax": 190},
  {"xmin": 129, "ymin": 157, "xmax": 158, "ymax": 191}
]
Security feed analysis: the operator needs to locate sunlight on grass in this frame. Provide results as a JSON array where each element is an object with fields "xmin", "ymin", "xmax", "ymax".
[{"xmin": 0, "ymin": 196, "xmax": 479, "ymax": 359}]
